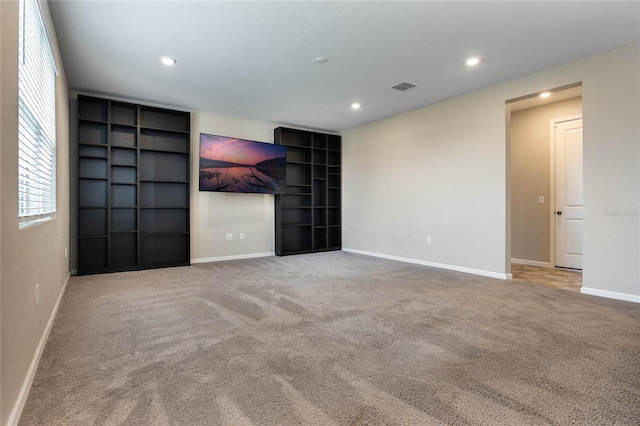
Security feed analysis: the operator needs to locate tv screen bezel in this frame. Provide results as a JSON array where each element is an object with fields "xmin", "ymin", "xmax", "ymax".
[{"xmin": 198, "ymin": 132, "xmax": 287, "ymax": 195}]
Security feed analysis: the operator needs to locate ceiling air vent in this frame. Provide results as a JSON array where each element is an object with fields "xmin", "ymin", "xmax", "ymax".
[{"xmin": 391, "ymin": 82, "xmax": 416, "ymax": 91}]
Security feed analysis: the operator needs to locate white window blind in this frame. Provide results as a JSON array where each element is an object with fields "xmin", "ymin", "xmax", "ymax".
[{"xmin": 18, "ymin": 0, "xmax": 57, "ymax": 226}]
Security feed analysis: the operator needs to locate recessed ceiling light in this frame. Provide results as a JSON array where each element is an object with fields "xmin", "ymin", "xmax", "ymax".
[
  {"xmin": 540, "ymin": 91, "xmax": 551, "ymax": 98},
  {"xmin": 315, "ymin": 57, "xmax": 328, "ymax": 64},
  {"xmin": 466, "ymin": 57, "xmax": 480, "ymax": 66},
  {"xmin": 160, "ymin": 56, "xmax": 177, "ymax": 66},
  {"xmin": 351, "ymin": 103, "xmax": 361, "ymax": 110}
]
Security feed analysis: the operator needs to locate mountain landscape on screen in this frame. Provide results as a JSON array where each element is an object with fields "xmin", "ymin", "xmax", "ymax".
[{"xmin": 199, "ymin": 133, "xmax": 287, "ymax": 194}]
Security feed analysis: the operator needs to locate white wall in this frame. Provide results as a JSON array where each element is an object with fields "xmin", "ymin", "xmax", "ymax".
[
  {"xmin": 190, "ymin": 112, "xmax": 280, "ymax": 262},
  {"xmin": 343, "ymin": 88, "xmax": 509, "ymax": 278},
  {"xmin": 343, "ymin": 43, "xmax": 639, "ymax": 301},
  {"xmin": 511, "ymin": 98, "xmax": 582, "ymax": 264},
  {"xmin": 1, "ymin": 1, "xmax": 70, "ymax": 424}
]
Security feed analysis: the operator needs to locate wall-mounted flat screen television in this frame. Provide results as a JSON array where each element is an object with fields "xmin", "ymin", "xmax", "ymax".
[{"xmin": 199, "ymin": 133, "xmax": 287, "ymax": 194}]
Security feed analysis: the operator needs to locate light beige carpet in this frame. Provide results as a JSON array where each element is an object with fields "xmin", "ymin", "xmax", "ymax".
[{"xmin": 19, "ymin": 252, "xmax": 640, "ymax": 425}]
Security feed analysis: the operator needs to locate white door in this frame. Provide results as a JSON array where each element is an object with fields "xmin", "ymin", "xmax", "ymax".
[{"xmin": 554, "ymin": 118, "xmax": 583, "ymax": 269}]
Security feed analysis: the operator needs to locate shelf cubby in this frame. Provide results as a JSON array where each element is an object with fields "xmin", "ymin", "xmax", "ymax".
[
  {"xmin": 78, "ymin": 180, "xmax": 108, "ymax": 207},
  {"xmin": 140, "ymin": 234, "xmax": 189, "ymax": 266},
  {"xmin": 314, "ymin": 208, "xmax": 327, "ymax": 226},
  {"xmin": 328, "ymin": 207, "xmax": 341, "ymax": 226},
  {"xmin": 111, "ymin": 125, "xmax": 137, "ymax": 148},
  {"xmin": 286, "ymin": 163, "xmax": 312, "ymax": 186},
  {"xmin": 140, "ymin": 151, "xmax": 188, "ymax": 182},
  {"xmin": 328, "ymin": 150, "xmax": 340, "ymax": 166},
  {"xmin": 281, "ymin": 208, "xmax": 312, "ymax": 226},
  {"xmin": 111, "ymin": 102, "xmax": 137, "ymax": 126},
  {"xmin": 328, "ymin": 174, "xmax": 340, "ymax": 188},
  {"xmin": 111, "ymin": 208, "xmax": 137, "ymax": 232},
  {"xmin": 328, "ymin": 227, "xmax": 341, "ymax": 249},
  {"xmin": 78, "ymin": 237, "xmax": 108, "ymax": 272},
  {"xmin": 111, "ymin": 147, "xmax": 137, "ymax": 166},
  {"xmin": 79, "ymin": 122, "xmax": 108, "ymax": 145},
  {"xmin": 328, "ymin": 188, "xmax": 341, "ymax": 207},
  {"xmin": 281, "ymin": 194, "xmax": 312, "ymax": 208},
  {"xmin": 280, "ymin": 226, "xmax": 313, "ymax": 254},
  {"xmin": 78, "ymin": 97, "xmax": 108, "ymax": 122},
  {"xmin": 279, "ymin": 129, "xmax": 311, "ymax": 147},
  {"xmin": 111, "ymin": 166, "xmax": 137, "ymax": 184},
  {"xmin": 79, "ymin": 145, "xmax": 107, "ymax": 158},
  {"xmin": 79, "ymin": 158, "xmax": 108, "ymax": 179},
  {"xmin": 140, "ymin": 129, "xmax": 188, "ymax": 152},
  {"xmin": 312, "ymin": 134, "xmax": 327, "ymax": 149},
  {"xmin": 287, "ymin": 146, "xmax": 312, "ymax": 164},
  {"xmin": 111, "ymin": 232, "xmax": 137, "ymax": 269},
  {"xmin": 313, "ymin": 180, "xmax": 326, "ymax": 205},
  {"xmin": 78, "ymin": 208, "xmax": 107, "ymax": 236},
  {"xmin": 140, "ymin": 106, "xmax": 189, "ymax": 132},
  {"xmin": 313, "ymin": 228, "xmax": 327, "ymax": 251},
  {"xmin": 111, "ymin": 184, "xmax": 136, "ymax": 208},
  {"xmin": 285, "ymin": 185, "xmax": 312, "ymax": 195},
  {"xmin": 140, "ymin": 209, "xmax": 188, "ymax": 234},
  {"xmin": 140, "ymin": 182, "xmax": 188, "ymax": 208},
  {"xmin": 313, "ymin": 149, "xmax": 326, "ymax": 164},
  {"xmin": 328, "ymin": 135, "xmax": 341, "ymax": 151},
  {"xmin": 313, "ymin": 165, "xmax": 327, "ymax": 179}
]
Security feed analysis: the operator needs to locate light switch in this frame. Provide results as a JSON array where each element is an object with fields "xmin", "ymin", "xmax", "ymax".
[
  {"xmin": 538, "ymin": 196, "xmax": 545, "ymax": 204},
  {"xmin": 226, "ymin": 233, "xmax": 233, "ymax": 241}
]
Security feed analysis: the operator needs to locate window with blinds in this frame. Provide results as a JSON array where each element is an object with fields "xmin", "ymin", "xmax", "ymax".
[{"xmin": 18, "ymin": 0, "xmax": 57, "ymax": 227}]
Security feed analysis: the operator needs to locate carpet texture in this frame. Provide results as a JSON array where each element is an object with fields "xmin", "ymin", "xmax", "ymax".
[{"xmin": 19, "ymin": 252, "xmax": 640, "ymax": 425}]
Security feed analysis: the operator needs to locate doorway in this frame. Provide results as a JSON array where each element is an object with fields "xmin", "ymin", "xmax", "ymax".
[{"xmin": 507, "ymin": 84, "xmax": 583, "ymax": 289}]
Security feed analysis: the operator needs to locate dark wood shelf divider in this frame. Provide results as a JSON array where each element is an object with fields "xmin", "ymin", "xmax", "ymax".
[
  {"xmin": 77, "ymin": 95, "xmax": 190, "ymax": 274},
  {"xmin": 275, "ymin": 127, "xmax": 341, "ymax": 255}
]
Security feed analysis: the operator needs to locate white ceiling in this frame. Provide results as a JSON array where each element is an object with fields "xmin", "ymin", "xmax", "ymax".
[{"xmin": 48, "ymin": 1, "xmax": 640, "ymax": 133}]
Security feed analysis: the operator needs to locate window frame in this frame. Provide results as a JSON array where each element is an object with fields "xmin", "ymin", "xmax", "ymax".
[{"xmin": 17, "ymin": 0, "xmax": 59, "ymax": 229}]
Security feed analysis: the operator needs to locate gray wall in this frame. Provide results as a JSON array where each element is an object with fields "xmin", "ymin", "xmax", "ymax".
[
  {"xmin": 511, "ymin": 98, "xmax": 583, "ymax": 264},
  {"xmin": 343, "ymin": 43, "xmax": 639, "ymax": 300},
  {"xmin": 1, "ymin": 1, "xmax": 70, "ymax": 424}
]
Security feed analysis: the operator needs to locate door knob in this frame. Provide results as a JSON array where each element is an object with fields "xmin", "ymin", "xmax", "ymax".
[{"xmin": 556, "ymin": 211, "xmax": 562, "ymax": 215}]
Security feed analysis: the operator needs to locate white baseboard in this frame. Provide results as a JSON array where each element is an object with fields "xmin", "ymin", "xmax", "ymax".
[
  {"xmin": 511, "ymin": 258, "xmax": 552, "ymax": 268},
  {"xmin": 191, "ymin": 252, "xmax": 275, "ymax": 264},
  {"xmin": 580, "ymin": 287, "xmax": 640, "ymax": 303},
  {"xmin": 343, "ymin": 248, "xmax": 512, "ymax": 280},
  {"xmin": 7, "ymin": 272, "xmax": 70, "ymax": 426}
]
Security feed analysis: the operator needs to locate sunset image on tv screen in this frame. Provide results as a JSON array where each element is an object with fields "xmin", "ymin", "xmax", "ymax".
[{"xmin": 199, "ymin": 133, "xmax": 287, "ymax": 194}]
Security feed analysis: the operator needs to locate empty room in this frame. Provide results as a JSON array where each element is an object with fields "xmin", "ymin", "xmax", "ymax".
[{"xmin": 1, "ymin": 1, "xmax": 639, "ymax": 425}]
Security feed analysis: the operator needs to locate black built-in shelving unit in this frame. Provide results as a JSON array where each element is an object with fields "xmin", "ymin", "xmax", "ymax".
[
  {"xmin": 275, "ymin": 127, "xmax": 341, "ymax": 255},
  {"xmin": 77, "ymin": 95, "xmax": 190, "ymax": 274}
]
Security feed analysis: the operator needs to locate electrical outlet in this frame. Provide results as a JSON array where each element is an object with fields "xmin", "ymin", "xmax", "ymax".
[
  {"xmin": 226, "ymin": 233, "xmax": 233, "ymax": 241},
  {"xmin": 538, "ymin": 196, "xmax": 545, "ymax": 204},
  {"xmin": 240, "ymin": 233, "xmax": 245, "ymax": 240},
  {"xmin": 427, "ymin": 236, "xmax": 432, "ymax": 244},
  {"xmin": 35, "ymin": 284, "xmax": 40, "ymax": 306}
]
